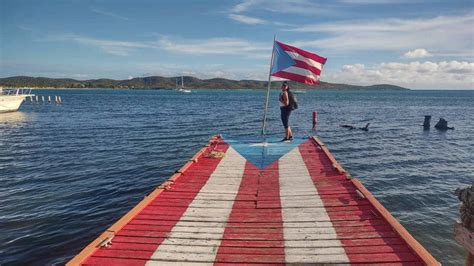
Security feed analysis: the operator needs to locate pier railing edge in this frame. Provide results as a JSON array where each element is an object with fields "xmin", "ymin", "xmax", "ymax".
[
  {"xmin": 311, "ymin": 136, "xmax": 440, "ymax": 266},
  {"xmin": 66, "ymin": 135, "xmax": 221, "ymax": 266}
]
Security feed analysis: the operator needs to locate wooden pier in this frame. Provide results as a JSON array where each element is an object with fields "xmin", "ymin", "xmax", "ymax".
[{"xmin": 68, "ymin": 135, "xmax": 439, "ymax": 265}]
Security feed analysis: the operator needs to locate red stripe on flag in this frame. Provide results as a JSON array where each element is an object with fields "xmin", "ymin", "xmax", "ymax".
[
  {"xmin": 293, "ymin": 60, "xmax": 322, "ymax": 75},
  {"xmin": 83, "ymin": 142, "xmax": 230, "ymax": 265},
  {"xmin": 272, "ymin": 71, "xmax": 321, "ymax": 85},
  {"xmin": 276, "ymin": 41, "xmax": 327, "ymax": 65},
  {"xmin": 215, "ymin": 161, "xmax": 285, "ymax": 264}
]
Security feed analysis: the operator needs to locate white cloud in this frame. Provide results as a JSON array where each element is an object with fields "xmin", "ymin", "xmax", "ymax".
[
  {"xmin": 229, "ymin": 14, "xmax": 267, "ymax": 25},
  {"xmin": 228, "ymin": 0, "xmax": 330, "ymax": 25},
  {"xmin": 403, "ymin": 48, "xmax": 432, "ymax": 59},
  {"xmin": 325, "ymin": 60, "xmax": 474, "ymax": 89},
  {"xmin": 231, "ymin": 0, "xmax": 330, "ymax": 15},
  {"xmin": 231, "ymin": 0, "xmax": 263, "ymax": 13},
  {"xmin": 72, "ymin": 36, "xmax": 152, "ymax": 56},
  {"xmin": 292, "ymin": 13, "xmax": 472, "ymax": 32},
  {"xmin": 90, "ymin": 8, "xmax": 130, "ymax": 21},
  {"xmin": 17, "ymin": 25, "xmax": 34, "ymax": 32},
  {"xmin": 43, "ymin": 33, "xmax": 272, "ymax": 58},
  {"xmin": 46, "ymin": 34, "xmax": 153, "ymax": 56},
  {"xmin": 262, "ymin": 0, "xmax": 331, "ymax": 15},
  {"xmin": 338, "ymin": 0, "xmax": 418, "ymax": 3},
  {"xmin": 71, "ymin": 36, "xmax": 149, "ymax": 49},
  {"xmin": 289, "ymin": 13, "xmax": 474, "ymax": 58},
  {"xmin": 155, "ymin": 36, "xmax": 269, "ymax": 57}
]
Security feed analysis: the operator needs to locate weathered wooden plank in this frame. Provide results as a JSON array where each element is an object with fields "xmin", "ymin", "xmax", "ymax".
[
  {"xmin": 83, "ymin": 256, "xmax": 146, "ymax": 266},
  {"xmin": 257, "ymin": 198, "xmax": 370, "ymax": 208},
  {"xmin": 148, "ymin": 201, "xmax": 257, "ymax": 209},
  {"xmin": 108, "ymin": 242, "xmax": 411, "ymax": 256},
  {"xmin": 147, "ymin": 262, "xmax": 210, "ymax": 266},
  {"xmin": 285, "ymin": 253, "xmax": 349, "ymax": 264},
  {"xmin": 111, "ymin": 235, "xmax": 405, "ymax": 248},
  {"xmin": 93, "ymin": 249, "xmax": 152, "ymax": 260}
]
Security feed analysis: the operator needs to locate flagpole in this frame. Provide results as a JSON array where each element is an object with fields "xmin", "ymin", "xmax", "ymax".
[{"xmin": 261, "ymin": 34, "xmax": 276, "ymax": 136}]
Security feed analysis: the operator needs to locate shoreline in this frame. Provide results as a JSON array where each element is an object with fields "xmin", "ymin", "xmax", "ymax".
[{"xmin": 0, "ymin": 75, "xmax": 410, "ymax": 91}]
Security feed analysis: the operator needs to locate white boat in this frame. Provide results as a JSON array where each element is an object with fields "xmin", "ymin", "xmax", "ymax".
[
  {"xmin": 176, "ymin": 76, "xmax": 191, "ymax": 93},
  {"xmin": 0, "ymin": 87, "xmax": 34, "ymax": 113}
]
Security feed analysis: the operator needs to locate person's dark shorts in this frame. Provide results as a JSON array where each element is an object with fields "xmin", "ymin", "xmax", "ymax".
[{"xmin": 280, "ymin": 106, "xmax": 292, "ymax": 129}]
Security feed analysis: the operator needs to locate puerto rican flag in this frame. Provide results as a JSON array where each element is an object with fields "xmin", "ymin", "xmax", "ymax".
[{"xmin": 271, "ymin": 41, "xmax": 327, "ymax": 85}]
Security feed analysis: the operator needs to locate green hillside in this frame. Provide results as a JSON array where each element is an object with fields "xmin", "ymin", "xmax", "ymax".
[{"xmin": 0, "ymin": 76, "xmax": 409, "ymax": 90}]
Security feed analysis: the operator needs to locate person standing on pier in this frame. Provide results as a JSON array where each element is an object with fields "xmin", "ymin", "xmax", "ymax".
[{"xmin": 279, "ymin": 81, "xmax": 293, "ymax": 141}]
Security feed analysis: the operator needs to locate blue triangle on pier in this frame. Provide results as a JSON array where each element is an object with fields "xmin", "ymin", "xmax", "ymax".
[{"xmin": 224, "ymin": 137, "xmax": 306, "ymax": 169}]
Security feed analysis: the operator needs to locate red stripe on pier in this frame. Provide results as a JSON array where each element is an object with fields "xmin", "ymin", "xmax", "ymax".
[{"xmin": 215, "ymin": 161, "xmax": 285, "ymax": 265}]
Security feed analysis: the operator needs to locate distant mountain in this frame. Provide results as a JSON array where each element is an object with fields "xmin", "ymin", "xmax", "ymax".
[{"xmin": 0, "ymin": 76, "xmax": 409, "ymax": 90}]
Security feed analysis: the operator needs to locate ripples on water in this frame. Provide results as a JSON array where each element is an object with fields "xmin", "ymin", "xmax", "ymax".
[{"xmin": 0, "ymin": 89, "xmax": 472, "ymax": 265}]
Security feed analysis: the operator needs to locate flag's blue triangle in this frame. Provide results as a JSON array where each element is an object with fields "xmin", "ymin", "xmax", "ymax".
[
  {"xmin": 224, "ymin": 137, "xmax": 306, "ymax": 169},
  {"xmin": 271, "ymin": 42, "xmax": 296, "ymax": 74}
]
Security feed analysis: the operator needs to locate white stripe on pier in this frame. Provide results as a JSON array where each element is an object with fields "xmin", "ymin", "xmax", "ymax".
[
  {"xmin": 146, "ymin": 147, "xmax": 246, "ymax": 265},
  {"xmin": 279, "ymin": 148, "xmax": 349, "ymax": 264}
]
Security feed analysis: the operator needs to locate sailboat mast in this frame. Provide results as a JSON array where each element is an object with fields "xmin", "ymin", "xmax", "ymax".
[{"xmin": 181, "ymin": 76, "xmax": 184, "ymax": 89}]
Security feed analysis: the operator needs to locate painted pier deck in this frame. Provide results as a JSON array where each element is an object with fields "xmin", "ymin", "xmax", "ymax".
[{"xmin": 68, "ymin": 136, "xmax": 439, "ymax": 265}]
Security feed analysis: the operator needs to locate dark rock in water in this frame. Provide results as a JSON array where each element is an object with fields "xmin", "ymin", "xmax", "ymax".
[
  {"xmin": 340, "ymin": 123, "xmax": 370, "ymax": 131},
  {"xmin": 435, "ymin": 118, "xmax": 454, "ymax": 130},
  {"xmin": 423, "ymin": 115, "xmax": 431, "ymax": 130},
  {"xmin": 340, "ymin": 124, "xmax": 356, "ymax": 129},
  {"xmin": 359, "ymin": 123, "xmax": 370, "ymax": 131}
]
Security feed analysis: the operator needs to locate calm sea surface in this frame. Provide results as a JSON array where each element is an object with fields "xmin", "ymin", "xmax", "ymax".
[{"xmin": 0, "ymin": 89, "xmax": 472, "ymax": 265}]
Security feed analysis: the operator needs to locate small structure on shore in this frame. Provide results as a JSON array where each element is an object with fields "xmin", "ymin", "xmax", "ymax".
[
  {"xmin": 454, "ymin": 184, "xmax": 474, "ymax": 265},
  {"xmin": 312, "ymin": 111, "xmax": 317, "ymax": 130},
  {"xmin": 30, "ymin": 95, "xmax": 62, "ymax": 104}
]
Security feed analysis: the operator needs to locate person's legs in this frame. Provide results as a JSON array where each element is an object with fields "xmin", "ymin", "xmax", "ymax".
[
  {"xmin": 287, "ymin": 109, "xmax": 292, "ymax": 139},
  {"xmin": 281, "ymin": 107, "xmax": 290, "ymax": 140}
]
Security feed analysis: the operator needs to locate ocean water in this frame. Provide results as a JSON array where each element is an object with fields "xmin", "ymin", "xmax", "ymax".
[{"xmin": 0, "ymin": 88, "xmax": 472, "ymax": 265}]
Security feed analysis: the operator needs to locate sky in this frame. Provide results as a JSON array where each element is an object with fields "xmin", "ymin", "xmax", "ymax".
[{"xmin": 0, "ymin": 0, "xmax": 473, "ymax": 89}]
